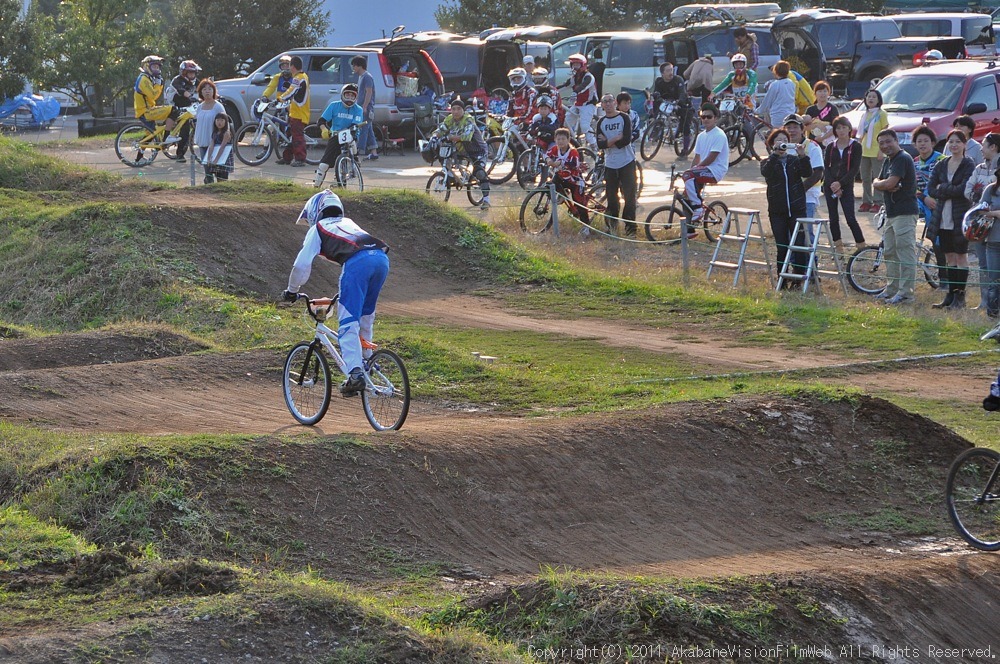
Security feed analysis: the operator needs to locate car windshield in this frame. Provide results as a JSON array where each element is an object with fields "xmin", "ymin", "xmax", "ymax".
[{"xmin": 878, "ymin": 74, "xmax": 964, "ymax": 113}]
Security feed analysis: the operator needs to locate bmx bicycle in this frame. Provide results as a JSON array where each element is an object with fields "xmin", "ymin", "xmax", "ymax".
[
  {"xmin": 641, "ymin": 165, "xmax": 728, "ymax": 243},
  {"xmin": 282, "ymin": 293, "xmax": 410, "ymax": 431}
]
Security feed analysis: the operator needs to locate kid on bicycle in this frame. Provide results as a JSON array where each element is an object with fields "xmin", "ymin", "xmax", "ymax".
[
  {"xmin": 283, "ymin": 191, "xmax": 390, "ymax": 396},
  {"xmin": 431, "ymin": 99, "xmax": 492, "ymax": 208},
  {"xmin": 313, "ymin": 83, "xmax": 366, "ymax": 187},
  {"xmin": 528, "ymin": 96, "xmax": 560, "ymax": 149},
  {"xmin": 547, "ymin": 127, "xmax": 590, "ymax": 227},
  {"xmin": 134, "ymin": 55, "xmax": 181, "ymax": 140}
]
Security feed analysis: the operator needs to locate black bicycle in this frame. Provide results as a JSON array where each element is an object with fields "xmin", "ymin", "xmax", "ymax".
[{"xmin": 946, "ymin": 446, "xmax": 1000, "ymax": 551}]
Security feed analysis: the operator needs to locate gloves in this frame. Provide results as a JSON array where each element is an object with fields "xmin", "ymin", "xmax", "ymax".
[
  {"xmin": 321, "ymin": 127, "xmax": 331, "ymax": 140},
  {"xmin": 282, "ymin": 289, "xmax": 299, "ymax": 303}
]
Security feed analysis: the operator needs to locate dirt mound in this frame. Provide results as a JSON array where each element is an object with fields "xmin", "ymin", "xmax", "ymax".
[
  {"xmin": 194, "ymin": 395, "xmax": 971, "ymax": 580},
  {"xmin": 0, "ymin": 328, "xmax": 207, "ymax": 372}
]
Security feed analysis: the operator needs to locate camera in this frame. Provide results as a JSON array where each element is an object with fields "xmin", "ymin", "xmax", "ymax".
[{"xmin": 776, "ymin": 142, "xmax": 796, "ymax": 151}]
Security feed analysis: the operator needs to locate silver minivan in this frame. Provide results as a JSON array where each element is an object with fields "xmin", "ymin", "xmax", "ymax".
[
  {"xmin": 551, "ymin": 32, "xmax": 661, "ymax": 98},
  {"xmin": 214, "ymin": 45, "xmax": 445, "ymax": 128}
]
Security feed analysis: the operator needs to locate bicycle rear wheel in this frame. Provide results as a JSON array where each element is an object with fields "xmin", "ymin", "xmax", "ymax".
[
  {"xmin": 515, "ymin": 150, "xmax": 545, "ymax": 190},
  {"xmin": 485, "ymin": 137, "xmax": 516, "ymax": 184},
  {"xmin": 114, "ymin": 123, "xmax": 159, "ymax": 168},
  {"xmin": 644, "ymin": 203, "xmax": 685, "ymax": 243},
  {"xmin": 750, "ymin": 121, "xmax": 771, "ymax": 160},
  {"xmin": 234, "ymin": 122, "xmax": 275, "ymax": 166},
  {"xmin": 519, "ymin": 189, "xmax": 554, "ymax": 234},
  {"xmin": 725, "ymin": 125, "xmax": 749, "ymax": 166},
  {"xmin": 362, "ymin": 349, "xmax": 410, "ymax": 431},
  {"xmin": 334, "ymin": 155, "xmax": 364, "ymax": 192},
  {"xmin": 674, "ymin": 113, "xmax": 698, "ymax": 157},
  {"xmin": 283, "ymin": 342, "xmax": 332, "ymax": 425},
  {"xmin": 946, "ymin": 447, "xmax": 1000, "ymax": 551},
  {"xmin": 846, "ymin": 246, "xmax": 887, "ymax": 295}
]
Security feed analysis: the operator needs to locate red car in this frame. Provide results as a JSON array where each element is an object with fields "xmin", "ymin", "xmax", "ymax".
[{"xmin": 842, "ymin": 60, "xmax": 1000, "ymax": 152}]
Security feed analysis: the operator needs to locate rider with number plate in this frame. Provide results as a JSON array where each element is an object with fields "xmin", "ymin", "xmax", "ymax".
[
  {"xmin": 710, "ymin": 54, "xmax": 758, "ymax": 107},
  {"xmin": 282, "ymin": 191, "xmax": 390, "ymax": 396},
  {"xmin": 431, "ymin": 99, "xmax": 492, "ymax": 209},
  {"xmin": 133, "ymin": 55, "xmax": 181, "ymax": 139},
  {"xmin": 651, "ymin": 62, "xmax": 689, "ymax": 121},
  {"xmin": 313, "ymin": 83, "xmax": 366, "ymax": 187}
]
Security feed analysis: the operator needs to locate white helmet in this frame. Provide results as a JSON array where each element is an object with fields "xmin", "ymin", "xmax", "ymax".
[
  {"xmin": 730, "ymin": 53, "xmax": 747, "ymax": 66},
  {"xmin": 297, "ymin": 190, "xmax": 344, "ymax": 226},
  {"xmin": 507, "ymin": 67, "xmax": 528, "ymax": 89},
  {"xmin": 531, "ymin": 67, "xmax": 549, "ymax": 85}
]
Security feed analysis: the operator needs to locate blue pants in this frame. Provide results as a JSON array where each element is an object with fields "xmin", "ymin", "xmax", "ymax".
[
  {"xmin": 337, "ymin": 249, "xmax": 389, "ymax": 373},
  {"xmin": 357, "ymin": 108, "xmax": 377, "ymax": 154}
]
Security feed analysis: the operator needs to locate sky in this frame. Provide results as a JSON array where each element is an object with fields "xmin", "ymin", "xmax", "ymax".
[{"xmin": 324, "ymin": 0, "xmax": 443, "ymax": 46}]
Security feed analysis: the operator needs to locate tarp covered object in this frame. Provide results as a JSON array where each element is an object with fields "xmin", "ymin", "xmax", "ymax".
[{"xmin": 0, "ymin": 93, "xmax": 61, "ymax": 125}]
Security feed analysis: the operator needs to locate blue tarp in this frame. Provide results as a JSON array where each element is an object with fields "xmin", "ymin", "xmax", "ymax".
[{"xmin": 0, "ymin": 93, "xmax": 61, "ymax": 125}]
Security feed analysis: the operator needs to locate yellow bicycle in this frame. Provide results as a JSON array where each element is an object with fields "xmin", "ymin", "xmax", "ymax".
[{"xmin": 114, "ymin": 105, "xmax": 197, "ymax": 167}]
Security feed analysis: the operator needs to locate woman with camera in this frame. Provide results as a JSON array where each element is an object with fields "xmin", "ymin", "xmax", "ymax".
[
  {"xmin": 761, "ymin": 127, "xmax": 814, "ymax": 283},
  {"xmin": 823, "ymin": 116, "xmax": 865, "ymax": 254}
]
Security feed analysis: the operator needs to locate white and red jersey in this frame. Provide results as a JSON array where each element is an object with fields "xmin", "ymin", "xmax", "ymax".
[
  {"xmin": 507, "ymin": 86, "xmax": 537, "ymax": 124},
  {"xmin": 531, "ymin": 84, "xmax": 565, "ymax": 123},
  {"xmin": 568, "ymin": 68, "xmax": 597, "ymax": 107},
  {"xmin": 546, "ymin": 144, "xmax": 584, "ymax": 179}
]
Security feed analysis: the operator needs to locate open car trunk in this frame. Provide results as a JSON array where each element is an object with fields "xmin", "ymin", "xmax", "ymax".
[
  {"xmin": 480, "ymin": 41, "xmax": 523, "ymax": 93},
  {"xmin": 770, "ymin": 23, "xmax": 826, "ymax": 84}
]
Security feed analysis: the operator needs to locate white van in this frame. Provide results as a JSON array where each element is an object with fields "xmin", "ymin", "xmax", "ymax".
[{"xmin": 891, "ymin": 13, "xmax": 996, "ymax": 58}]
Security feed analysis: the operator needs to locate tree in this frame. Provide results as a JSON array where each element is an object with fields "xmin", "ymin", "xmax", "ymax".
[
  {"xmin": 436, "ymin": 0, "xmax": 596, "ymax": 35},
  {"xmin": 168, "ymin": 0, "xmax": 329, "ymax": 81},
  {"xmin": 31, "ymin": 0, "xmax": 164, "ymax": 116},
  {"xmin": 0, "ymin": 0, "xmax": 37, "ymax": 100}
]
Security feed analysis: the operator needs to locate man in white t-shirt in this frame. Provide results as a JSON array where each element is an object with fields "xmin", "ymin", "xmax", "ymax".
[
  {"xmin": 683, "ymin": 103, "xmax": 729, "ymax": 226},
  {"xmin": 783, "ymin": 114, "xmax": 824, "ymax": 218}
]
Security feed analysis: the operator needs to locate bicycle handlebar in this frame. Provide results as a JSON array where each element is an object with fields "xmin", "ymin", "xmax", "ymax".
[{"xmin": 292, "ymin": 293, "xmax": 340, "ymax": 322}]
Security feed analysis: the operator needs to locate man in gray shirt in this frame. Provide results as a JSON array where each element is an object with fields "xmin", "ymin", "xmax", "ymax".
[
  {"xmin": 596, "ymin": 92, "xmax": 638, "ymax": 237},
  {"xmin": 352, "ymin": 56, "xmax": 379, "ymax": 160},
  {"xmin": 874, "ymin": 129, "xmax": 919, "ymax": 305}
]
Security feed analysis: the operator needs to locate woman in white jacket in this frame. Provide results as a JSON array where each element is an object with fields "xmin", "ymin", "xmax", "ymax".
[
  {"xmin": 965, "ymin": 133, "xmax": 1000, "ymax": 310},
  {"xmin": 756, "ymin": 61, "xmax": 797, "ymax": 129}
]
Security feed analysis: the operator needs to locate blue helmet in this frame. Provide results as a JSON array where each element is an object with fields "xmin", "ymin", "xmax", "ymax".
[{"xmin": 297, "ymin": 190, "xmax": 344, "ymax": 226}]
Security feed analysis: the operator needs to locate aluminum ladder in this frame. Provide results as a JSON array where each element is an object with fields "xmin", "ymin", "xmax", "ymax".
[
  {"xmin": 707, "ymin": 208, "xmax": 774, "ymax": 287},
  {"xmin": 776, "ymin": 217, "xmax": 848, "ymax": 294}
]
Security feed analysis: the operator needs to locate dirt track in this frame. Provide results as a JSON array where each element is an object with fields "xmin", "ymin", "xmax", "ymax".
[{"xmin": 2, "ymin": 191, "xmax": 998, "ymax": 660}]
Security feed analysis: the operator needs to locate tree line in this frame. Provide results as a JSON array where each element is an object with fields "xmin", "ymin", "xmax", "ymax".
[{"xmin": 0, "ymin": 0, "xmax": 328, "ymax": 116}]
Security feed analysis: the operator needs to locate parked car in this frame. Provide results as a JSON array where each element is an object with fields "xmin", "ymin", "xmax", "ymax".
[
  {"xmin": 771, "ymin": 9, "xmax": 965, "ymax": 97},
  {"xmin": 659, "ymin": 11, "xmax": 824, "ymax": 89},
  {"xmin": 669, "ymin": 2, "xmax": 780, "ymax": 26},
  {"xmin": 841, "ymin": 60, "xmax": 1000, "ymax": 154},
  {"xmin": 479, "ymin": 25, "xmax": 575, "ymax": 43},
  {"xmin": 890, "ymin": 13, "xmax": 996, "ymax": 58},
  {"xmin": 213, "ymin": 45, "xmax": 445, "ymax": 129},
  {"xmin": 551, "ymin": 32, "xmax": 663, "ymax": 99},
  {"xmin": 358, "ymin": 32, "xmax": 525, "ymax": 98}
]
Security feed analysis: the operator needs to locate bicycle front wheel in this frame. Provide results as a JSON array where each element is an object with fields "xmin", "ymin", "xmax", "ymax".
[
  {"xmin": 515, "ymin": 150, "xmax": 545, "ymax": 190},
  {"xmin": 725, "ymin": 125, "xmax": 749, "ymax": 167},
  {"xmin": 640, "ymin": 119, "xmax": 665, "ymax": 161},
  {"xmin": 674, "ymin": 114, "xmax": 698, "ymax": 157},
  {"xmin": 362, "ymin": 349, "xmax": 410, "ymax": 431},
  {"xmin": 115, "ymin": 123, "xmax": 159, "ymax": 168},
  {"xmin": 519, "ymin": 188, "xmax": 554, "ymax": 234},
  {"xmin": 234, "ymin": 122, "xmax": 275, "ymax": 166},
  {"xmin": 635, "ymin": 161, "xmax": 644, "ymax": 198},
  {"xmin": 283, "ymin": 342, "xmax": 332, "ymax": 425},
  {"xmin": 644, "ymin": 203, "xmax": 685, "ymax": 243},
  {"xmin": 701, "ymin": 200, "xmax": 728, "ymax": 243},
  {"xmin": 846, "ymin": 246, "xmax": 887, "ymax": 295},
  {"xmin": 425, "ymin": 172, "xmax": 451, "ymax": 202},
  {"xmin": 304, "ymin": 123, "xmax": 327, "ymax": 165},
  {"xmin": 750, "ymin": 121, "xmax": 771, "ymax": 160},
  {"xmin": 485, "ymin": 136, "xmax": 516, "ymax": 184},
  {"xmin": 946, "ymin": 447, "xmax": 1000, "ymax": 551},
  {"xmin": 334, "ymin": 155, "xmax": 364, "ymax": 192}
]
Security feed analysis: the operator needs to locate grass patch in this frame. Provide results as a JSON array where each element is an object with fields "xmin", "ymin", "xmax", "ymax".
[
  {"xmin": 0, "ymin": 506, "xmax": 96, "ymax": 571},
  {"xmin": 877, "ymin": 395, "xmax": 1000, "ymax": 451},
  {"xmin": 423, "ymin": 568, "xmax": 847, "ymax": 661},
  {"xmin": 0, "ymin": 136, "xmax": 148, "ymax": 193}
]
